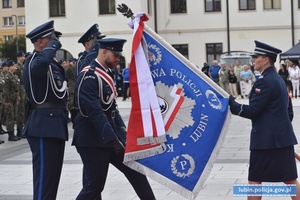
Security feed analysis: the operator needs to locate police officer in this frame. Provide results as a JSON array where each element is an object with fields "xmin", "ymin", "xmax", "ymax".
[
  {"xmin": 76, "ymin": 24, "xmax": 105, "ymax": 77},
  {"xmin": 15, "ymin": 51, "xmax": 26, "ymax": 138},
  {"xmin": 72, "ymin": 38, "xmax": 156, "ymax": 200},
  {"xmin": 3, "ymin": 60, "xmax": 20, "ymax": 141},
  {"xmin": 23, "ymin": 20, "xmax": 69, "ymax": 200},
  {"xmin": 229, "ymin": 40, "xmax": 300, "ymax": 199}
]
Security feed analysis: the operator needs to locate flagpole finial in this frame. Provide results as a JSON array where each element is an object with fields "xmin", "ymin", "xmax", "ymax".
[{"xmin": 117, "ymin": 3, "xmax": 134, "ymax": 19}]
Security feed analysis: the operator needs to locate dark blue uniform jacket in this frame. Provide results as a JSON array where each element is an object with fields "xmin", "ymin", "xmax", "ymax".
[
  {"xmin": 72, "ymin": 59, "xmax": 126, "ymax": 148},
  {"xmin": 23, "ymin": 40, "xmax": 68, "ymax": 140},
  {"xmin": 230, "ymin": 66, "xmax": 297, "ymax": 150}
]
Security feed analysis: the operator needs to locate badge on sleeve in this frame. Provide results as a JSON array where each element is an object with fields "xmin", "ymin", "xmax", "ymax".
[{"xmin": 255, "ymin": 88, "xmax": 261, "ymax": 93}]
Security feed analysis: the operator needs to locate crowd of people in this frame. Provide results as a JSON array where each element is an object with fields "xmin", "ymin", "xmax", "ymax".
[
  {"xmin": 279, "ymin": 59, "xmax": 300, "ymax": 99},
  {"xmin": 202, "ymin": 58, "xmax": 300, "ymax": 100},
  {"xmin": 0, "ymin": 52, "xmax": 29, "ymax": 144},
  {"xmin": 202, "ymin": 59, "xmax": 257, "ymax": 99}
]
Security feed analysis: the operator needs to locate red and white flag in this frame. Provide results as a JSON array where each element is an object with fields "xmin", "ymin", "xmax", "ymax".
[{"xmin": 124, "ymin": 13, "xmax": 167, "ymax": 161}]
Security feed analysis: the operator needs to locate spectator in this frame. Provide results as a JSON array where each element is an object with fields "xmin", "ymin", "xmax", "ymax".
[
  {"xmin": 228, "ymin": 64, "xmax": 238, "ymax": 98},
  {"xmin": 240, "ymin": 65, "xmax": 253, "ymax": 99},
  {"xmin": 201, "ymin": 62, "xmax": 210, "ymax": 77},
  {"xmin": 234, "ymin": 60, "xmax": 243, "ymax": 96},
  {"xmin": 218, "ymin": 62, "xmax": 229, "ymax": 93},
  {"xmin": 289, "ymin": 63, "xmax": 300, "ymax": 98},
  {"xmin": 208, "ymin": 60, "xmax": 221, "ymax": 85},
  {"xmin": 278, "ymin": 62, "xmax": 289, "ymax": 86}
]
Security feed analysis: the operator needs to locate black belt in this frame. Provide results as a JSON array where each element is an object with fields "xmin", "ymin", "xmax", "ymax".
[
  {"xmin": 30, "ymin": 102, "xmax": 66, "ymax": 110},
  {"xmin": 75, "ymin": 110, "xmax": 116, "ymax": 118},
  {"xmin": 105, "ymin": 110, "xmax": 116, "ymax": 119}
]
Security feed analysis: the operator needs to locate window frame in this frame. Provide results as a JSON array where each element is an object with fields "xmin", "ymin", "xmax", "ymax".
[
  {"xmin": 147, "ymin": 0, "xmax": 152, "ymax": 15},
  {"xmin": 206, "ymin": 43, "xmax": 223, "ymax": 65},
  {"xmin": 170, "ymin": 0, "xmax": 187, "ymax": 14},
  {"xmin": 172, "ymin": 44, "xmax": 189, "ymax": 59},
  {"xmin": 239, "ymin": 0, "xmax": 256, "ymax": 11},
  {"xmin": 99, "ymin": 0, "xmax": 116, "ymax": 15},
  {"xmin": 17, "ymin": 0, "xmax": 24, "ymax": 7},
  {"xmin": 2, "ymin": 0, "xmax": 12, "ymax": 8},
  {"xmin": 4, "ymin": 35, "xmax": 13, "ymax": 41},
  {"xmin": 263, "ymin": 0, "xmax": 281, "ymax": 10},
  {"xmin": 3, "ymin": 16, "xmax": 13, "ymax": 26},
  {"xmin": 18, "ymin": 16, "xmax": 25, "ymax": 25},
  {"xmin": 49, "ymin": 0, "xmax": 66, "ymax": 17},
  {"xmin": 204, "ymin": 0, "xmax": 221, "ymax": 12}
]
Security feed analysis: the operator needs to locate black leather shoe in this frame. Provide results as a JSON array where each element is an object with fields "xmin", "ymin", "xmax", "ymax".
[
  {"xmin": 8, "ymin": 137, "xmax": 19, "ymax": 141},
  {"xmin": 0, "ymin": 139, "xmax": 4, "ymax": 144}
]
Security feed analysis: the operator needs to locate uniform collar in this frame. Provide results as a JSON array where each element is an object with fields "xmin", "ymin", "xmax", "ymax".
[{"xmin": 261, "ymin": 66, "xmax": 275, "ymax": 76}]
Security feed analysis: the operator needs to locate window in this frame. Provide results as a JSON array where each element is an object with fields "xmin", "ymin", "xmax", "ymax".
[
  {"xmin": 17, "ymin": 0, "xmax": 24, "ymax": 7},
  {"xmin": 239, "ymin": 0, "xmax": 256, "ymax": 10},
  {"xmin": 3, "ymin": 17, "xmax": 13, "ymax": 26},
  {"xmin": 99, "ymin": 0, "xmax": 115, "ymax": 14},
  {"xmin": 172, "ymin": 44, "xmax": 189, "ymax": 59},
  {"xmin": 264, "ymin": 0, "xmax": 280, "ymax": 9},
  {"xmin": 148, "ymin": 0, "xmax": 152, "ymax": 15},
  {"xmin": 49, "ymin": 0, "xmax": 65, "ymax": 17},
  {"xmin": 18, "ymin": 16, "xmax": 25, "ymax": 25},
  {"xmin": 206, "ymin": 43, "xmax": 222, "ymax": 65},
  {"xmin": 205, "ymin": 0, "xmax": 221, "ymax": 12},
  {"xmin": 4, "ymin": 35, "xmax": 13, "ymax": 41},
  {"xmin": 2, "ymin": 0, "xmax": 12, "ymax": 8},
  {"xmin": 170, "ymin": 0, "xmax": 186, "ymax": 13}
]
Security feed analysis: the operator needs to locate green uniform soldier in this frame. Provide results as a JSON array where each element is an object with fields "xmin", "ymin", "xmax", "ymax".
[
  {"xmin": 3, "ymin": 60, "xmax": 20, "ymax": 141},
  {"xmin": 66, "ymin": 58, "xmax": 76, "ymax": 119},
  {"xmin": 0, "ymin": 62, "xmax": 7, "ymax": 144},
  {"xmin": 15, "ymin": 51, "xmax": 26, "ymax": 137}
]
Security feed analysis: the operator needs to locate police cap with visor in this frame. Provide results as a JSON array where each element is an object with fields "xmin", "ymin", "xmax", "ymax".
[
  {"xmin": 251, "ymin": 40, "xmax": 282, "ymax": 62},
  {"xmin": 78, "ymin": 24, "xmax": 106, "ymax": 45},
  {"xmin": 98, "ymin": 38, "xmax": 127, "ymax": 57},
  {"xmin": 25, "ymin": 20, "xmax": 56, "ymax": 43}
]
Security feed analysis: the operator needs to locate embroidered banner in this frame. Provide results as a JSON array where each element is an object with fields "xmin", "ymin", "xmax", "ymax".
[{"xmin": 124, "ymin": 13, "xmax": 231, "ymax": 200}]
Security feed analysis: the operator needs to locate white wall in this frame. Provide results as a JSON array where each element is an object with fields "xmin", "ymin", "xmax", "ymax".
[{"xmin": 25, "ymin": 0, "xmax": 300, "ymax": 67}]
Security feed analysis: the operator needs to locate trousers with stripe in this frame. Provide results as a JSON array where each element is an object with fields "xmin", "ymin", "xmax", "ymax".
[{"xmin": 27, "ymin": 137, "xmax": 65, "ymax": 200}]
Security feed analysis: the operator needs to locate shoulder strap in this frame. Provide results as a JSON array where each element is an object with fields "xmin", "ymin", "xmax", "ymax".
[{"xmin": 81, "ymin": 66, "xmax": 117, "ymax": 97}]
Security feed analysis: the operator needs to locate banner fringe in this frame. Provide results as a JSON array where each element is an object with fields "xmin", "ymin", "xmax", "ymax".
[
  {"xmin": 191, "ymin": 109, "xmax": 232, "ymax": 197},
  {"xmin": 125, "ymin": 110, "xmax": 232, "ymax": 199},
  {"xmin": 125, "ymin": 161, "xmax": 198, "ymax": 200},
  {"xmin": 123, "ymin": 144, "xmax": 166, "ymax": 162},
  {"xmin": 137, "ymin": 135, "xmax": 167, "ymax": 145}
]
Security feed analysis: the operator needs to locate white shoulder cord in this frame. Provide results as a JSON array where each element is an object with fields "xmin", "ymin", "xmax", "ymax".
[
  {"xmin": 28, "ymin": 52, "xmax": 49, "ymax": 104},
  {"xmin": 77, "ymin": 67, "xmax": 115, "ymax": 117},
  {"xmin": 77, "ymin": 70, "xmax": 89, "ymax": 117},
  {"xmin": 95, "ymin": 72, "xmax": 114, "ymax": 111},
  {"xmin": 76, "ymin": 54, "xmax": 83, "ymax": 76},
  {"xmin": 48, "ymin": 66, "xmax": 67, "ymax": 99}
]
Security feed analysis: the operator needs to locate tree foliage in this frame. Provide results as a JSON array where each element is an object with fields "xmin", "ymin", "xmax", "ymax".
[{"xmin": 0, "ymin": 35, "xmax": 26, "ymax": 62}]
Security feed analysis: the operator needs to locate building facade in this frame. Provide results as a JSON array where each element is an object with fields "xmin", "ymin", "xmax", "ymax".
[
  {"xmin": 24, "ymin": 0, "xmax": 300, "ymax": 67},
  {"xmin": 0, "ymin": 0, "xmax": 25, "ymax": 43}
]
